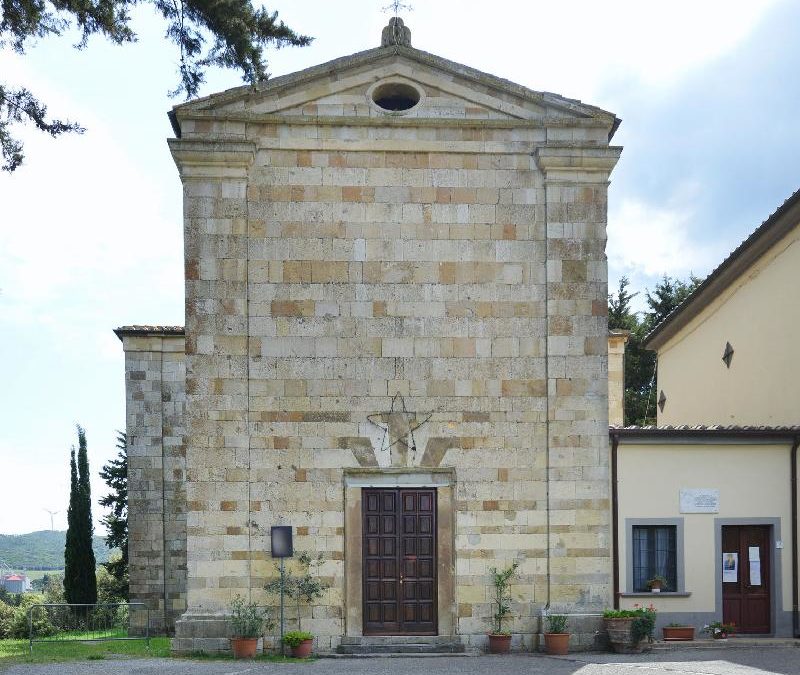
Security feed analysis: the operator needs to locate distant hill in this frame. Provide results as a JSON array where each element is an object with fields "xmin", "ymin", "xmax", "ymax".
[{"xmin": 0, "ymin": 530, "xmax": 112, "ymax": 570}]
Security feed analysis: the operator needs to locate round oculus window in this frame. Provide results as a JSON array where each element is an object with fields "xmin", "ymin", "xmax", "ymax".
[{"xmin": 371, "ymin": 82, "xmax": 421, "ymax": 112}]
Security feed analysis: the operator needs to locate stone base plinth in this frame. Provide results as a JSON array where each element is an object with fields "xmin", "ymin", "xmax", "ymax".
[{"xmin": 172, "ymin": 612, "xmax": 242, "ymax": 654}]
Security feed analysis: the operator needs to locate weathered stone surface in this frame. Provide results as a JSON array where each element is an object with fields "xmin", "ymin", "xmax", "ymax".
[
  {"xmin": 117, "ymin": 329, "xmax": 187, "ymax": 634},
  {"xmin": 120, "ymin": 26, "xmax": 621, "ymax": 653}
]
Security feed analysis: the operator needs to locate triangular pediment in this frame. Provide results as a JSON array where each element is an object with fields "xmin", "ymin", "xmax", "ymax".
[{"xmin": 173, "ymin": 45, "xmax": 618, "ymax": 133}]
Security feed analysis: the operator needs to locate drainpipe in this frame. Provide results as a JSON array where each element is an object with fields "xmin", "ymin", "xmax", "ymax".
[
  {"xmin": 611, "ymin": 433, "xmax": 620, "ymax": 610},
  {"xmin": 792, "ymin": 436, "xmax": 799, "ymax": 638}
]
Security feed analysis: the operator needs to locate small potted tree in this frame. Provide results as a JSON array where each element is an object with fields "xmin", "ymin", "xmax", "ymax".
[
  {"xmin": 543, "ymin": 614, "xmax": 570, "ymax": 655},
  {"xmin": 487, "ymin": 561, "xmax": 519, "ymax": 654},
  {"xmin": 229, "ymin": 595, "xmax": 265, "ymax": 659},
  {"xmin": 265, "ymin": 552, "xmax": 329, "ymax": 658}
]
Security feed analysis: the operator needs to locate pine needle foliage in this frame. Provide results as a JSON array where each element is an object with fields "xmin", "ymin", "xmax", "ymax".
[
  {"xmin": 608, "ymin": 275, "xmax": 704, "ymax": 425},
  {"xmin": 0, "ymin": 0, "xmax": 310, "ymax": 170},
  {"xmin": 99, "ymin": 431, "xmax": 128, "ymax": 601}
]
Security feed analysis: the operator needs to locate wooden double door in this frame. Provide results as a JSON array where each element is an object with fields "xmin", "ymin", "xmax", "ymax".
[
  {"xmin": 362, "ymin": 488, "xmax": 437, "ymax": 635},
  {"xmin": 722, "ymin": 525, "xmax": 771, "ymax": 634}
]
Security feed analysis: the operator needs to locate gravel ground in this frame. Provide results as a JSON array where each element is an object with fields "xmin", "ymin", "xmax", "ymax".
[{"xmin": 4, "ymin": 648, "xmax": 800, "ymax": 675}]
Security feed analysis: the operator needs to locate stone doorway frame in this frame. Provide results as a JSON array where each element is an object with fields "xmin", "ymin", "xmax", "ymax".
[{"xmin": 344, "ymin": 468, "xmax": 455, "ymax": 637}]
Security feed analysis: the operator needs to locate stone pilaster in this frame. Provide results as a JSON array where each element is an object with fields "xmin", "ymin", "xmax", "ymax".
[
  {"xmin": 535, "ymin": 143, "xmax": 621, "ymax": 615},
  {"xmin": 169, "ymin": 140, "xmax": 255, "ymax": 650}
]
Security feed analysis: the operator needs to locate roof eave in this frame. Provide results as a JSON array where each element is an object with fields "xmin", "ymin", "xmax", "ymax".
[
  {"xmin": 644, "ymin": 187, "xmax": 800, "ymax": 351},
  {"xmin": 170, "ymin": 44, "xmax": 617, "ymax": 128},
  {"xmin": 610, "ymin": 425, "xmax": 800, "ymax": 442},
  {"xmin": 114, "ymin": 326, "xmax": 186, "ymax": 341}
]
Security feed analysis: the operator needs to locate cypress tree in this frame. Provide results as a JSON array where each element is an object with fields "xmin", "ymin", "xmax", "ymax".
[{"xmin": 64, "ymin": 425, "xmax": 98, "ymax": 605}]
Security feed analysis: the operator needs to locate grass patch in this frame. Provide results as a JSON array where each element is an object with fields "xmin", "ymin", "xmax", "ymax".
[{"xmin": 0, "ymin": 636, "xmax": 170, "ymax": 665}]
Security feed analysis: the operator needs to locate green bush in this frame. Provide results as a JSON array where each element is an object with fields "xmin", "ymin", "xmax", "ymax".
[
  {"xmin": 282, "ymin": 630, "xmax": 313, "ymax": 647},
  {"xmin": 0, "ymin": 600, "xmax": 15, "ymax": 638},
  {"xmin": 545, "ymin": 614, "xmax": 568, "ymax": 634},
  {"xmin": 3, "ymin": 593, "xmax": 57, "ymax": 639},
  {"xmin": 603, "ymin": 605, "xmax": 656, "ymax": 643},
  {"xmin": 229, "ymin": 595, "xmax": 265, "ymax": 638}
]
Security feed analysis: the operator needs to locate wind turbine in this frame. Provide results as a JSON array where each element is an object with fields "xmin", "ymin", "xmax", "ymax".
[{"xmin": 43, "ymin": 509, "xmax": 59, "ymax": 531}]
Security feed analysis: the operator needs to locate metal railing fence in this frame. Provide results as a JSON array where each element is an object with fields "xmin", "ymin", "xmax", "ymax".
[{"xmin": 28, "ymin": 602, "xmax": 150, "ymax": 652}]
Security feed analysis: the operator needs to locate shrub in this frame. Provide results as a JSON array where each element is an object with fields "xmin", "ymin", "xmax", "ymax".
[
  {"xmin": 0, "ymin": 600, "xmax": 15, "ymax": 638},
  {"xmin": 6, "ymin": 593, "xmax": 57, "ymax": 639},
  {"xmin": 282, "ymin": 630, "xmax": 313, "ymax": 647},
  {"xmin": 545, "ymin": 614, "xmax": 568, "ymax": 634},
  {"xmin": 603, "ymin": 604, "xmax": 656, "ymax": 643},
  {"xmin": 229, "ymin": 595, "xmax": 265, "ymax": 638}
]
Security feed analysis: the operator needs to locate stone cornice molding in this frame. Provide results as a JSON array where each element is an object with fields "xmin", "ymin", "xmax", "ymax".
[
  {"xmin": 533, "ymin": 144, "xmax": 622, "ymax": 177},
  {"xmin": 168, "ymin": 138, "xmax": 256, "ymax": 179},
  {"xmin": 176, "ymin": 110, "xmax": 612, "ymax": 131},
  {"xmin": 173, "ymin": 46, "xmax": 618, "ymax": 134}
]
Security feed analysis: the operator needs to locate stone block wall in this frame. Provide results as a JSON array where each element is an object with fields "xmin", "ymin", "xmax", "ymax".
[
  {"xmin": 118, "ymin": 329, "xmax": 187, "ymax": 633},
  {"xmin": 164, "ymin": 48, "xmax": 621, "ymax": 652}
]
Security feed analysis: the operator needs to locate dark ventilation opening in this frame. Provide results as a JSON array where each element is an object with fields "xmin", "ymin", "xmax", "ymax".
[{"xmin": 372, "ymin": 82, "xmax": 420, "ymax": 112}]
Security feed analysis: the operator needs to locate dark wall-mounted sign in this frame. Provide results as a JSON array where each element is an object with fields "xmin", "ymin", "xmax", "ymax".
[{"xmin": 270, "ymin": 526, "xmax": 293, "ymax": 558}]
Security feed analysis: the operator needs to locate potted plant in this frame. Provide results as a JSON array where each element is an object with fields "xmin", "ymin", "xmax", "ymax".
[
  {"xmin": 646, "ymin": 575, "xmax": 668, "ymax": 593},
  {"xmin": 487, "ymin": 561, "xmax": 519, "ymax": 653},
  {"xmin": 264, "ymin": 552, "xmax": 329, "ymax": 658},
  {"xmin": 229, "ymin": 595, "xmax": 265, "ymax": 659},
  {"xmin": 662, "ymin": 622, "xmax": 695, "ymax": 641},
  {"xmin": 602, "ymin": 604, "xmax": 656, "ymax": 653},
  {"xmin": 283, "ymin": 630, "xmax": 314, "ymax": 658},
  {"xmin": 543, "ymin": 614, "xmax": 570, "ymax": 655},
  {"xmin": 702, "ymin": 621, "xmax": 736, "ymax": 639}
]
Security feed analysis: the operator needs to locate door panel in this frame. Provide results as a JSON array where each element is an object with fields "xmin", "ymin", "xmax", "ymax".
[
  {"xmin": 363, "ymin": 488, "xmax": 437, "ymax": 635},
  {"xmin": 722, "ymin": 525, "xmax": 771, "ymax": 634}
]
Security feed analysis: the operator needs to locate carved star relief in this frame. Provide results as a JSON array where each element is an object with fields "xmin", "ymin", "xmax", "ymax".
[{"xmin": 367, "ymin": 393, "xmax": 432, "ymax": 466}]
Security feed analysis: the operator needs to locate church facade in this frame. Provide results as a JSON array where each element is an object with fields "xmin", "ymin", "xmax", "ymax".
[{"xmin": 117, "ymin": 20, "xmax": 622, "ymax": 652}]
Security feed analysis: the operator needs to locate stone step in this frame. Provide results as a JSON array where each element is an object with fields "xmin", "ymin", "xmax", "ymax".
[
  {"xmin": 337, "ymin": 635, "xmax": 465, "ymax": 655},
  {"xmin": 340, "ymin": 635, "xmax": 460, "ymax": 645},
  {"xmin": 652, "ymin": 637, "xmax": 800, "ymax": 651}
]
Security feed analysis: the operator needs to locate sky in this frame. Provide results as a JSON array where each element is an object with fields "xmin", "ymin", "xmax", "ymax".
[{"xmin": 1, "ymin": 0, "xmax": 799, "ymax": 536}]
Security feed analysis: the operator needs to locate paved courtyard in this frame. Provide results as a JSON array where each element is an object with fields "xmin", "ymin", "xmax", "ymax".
[{"xmin": 4, "ymin": 648, "xmax": 800, "ymax": 675}]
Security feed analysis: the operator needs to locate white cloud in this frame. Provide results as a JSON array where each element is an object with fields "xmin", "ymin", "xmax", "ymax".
[
  {"xmin": 607, "ymin": 187, "xmax": 723, "ymax": 293},
  {"xmin": 0, "ymin": 51, "xmax": 183, "ymax": 355}
]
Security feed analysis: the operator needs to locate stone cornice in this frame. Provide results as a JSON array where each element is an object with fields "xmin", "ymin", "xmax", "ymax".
[
  {"xmin": 167, "ymin": 138, "xmax": 256, "ymax": 179},
  {"xmin": 174, "ymin": 45, "xmax": 618, "ymax": 131},
  {"xmin": 175, "ymin": 110, "xmax": 613, "ymax": 131},
  {"xmin": 533, "ymin": 144, "xmax": 623, "ymax": 174}
]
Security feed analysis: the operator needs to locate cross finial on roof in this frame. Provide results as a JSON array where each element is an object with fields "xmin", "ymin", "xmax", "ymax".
[
  {"xmin": 383, "ymin": 0, "xmax": 412, "ymax": 18},
  {"xmin": 381, "ymin": 2, "xmax": 412, "ymax": 47}
]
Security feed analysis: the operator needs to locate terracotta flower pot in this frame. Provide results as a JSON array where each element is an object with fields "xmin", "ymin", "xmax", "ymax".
[
  {"xmin": 662, "ymin": 626, "xmax": 694, "ymax": 641},
  {"xmin": 544, "ymin": 632, "xmax": 570, "ymax": 655},
  {"xmin": 488, "ymin": 633, "xmax": 512, "ymax": 653},
  {"xmin": 231, "ymin": 637, "xmax": 259, "ymax": 659},
  {"xmin": 290, "ymin": 638, "xmax": 314, "ymax": 658}
]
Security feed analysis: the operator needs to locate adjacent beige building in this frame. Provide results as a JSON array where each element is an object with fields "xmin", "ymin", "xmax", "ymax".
[
  {"xmin": 646, "ymin": 189, "xmax": 800, "ymax": 427},
  {"xmin": 612, "ymin": 188, "xmax": 800, "ymax": 638},
  {"xmin": 118, "ymin": 19, "xmax": 623, "ymax": 653}
]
